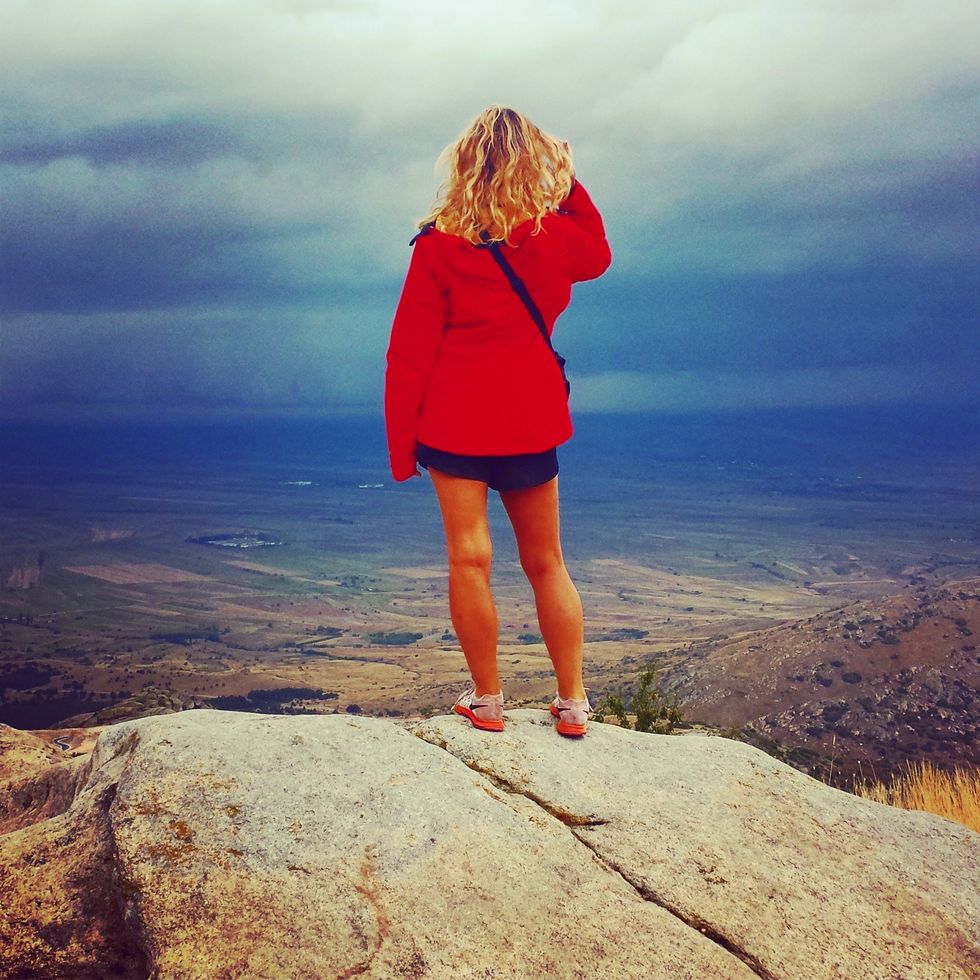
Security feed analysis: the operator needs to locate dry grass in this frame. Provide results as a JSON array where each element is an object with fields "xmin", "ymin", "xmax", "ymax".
[{"xmin": 850, "ymin": 760, "xmax": 980, "ymax": 833}]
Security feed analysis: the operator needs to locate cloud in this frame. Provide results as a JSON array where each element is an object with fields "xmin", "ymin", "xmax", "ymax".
[
  {"xmin": 573, "ymin": 360, "xmax": 980, "ymax": 414},
  {"xmin": 0, "ymin": 0, "xmax": 977, "ymax": 418},
  {"xmin": 0, "ymin": 303, "xmax": 394, "ymax": 420}
]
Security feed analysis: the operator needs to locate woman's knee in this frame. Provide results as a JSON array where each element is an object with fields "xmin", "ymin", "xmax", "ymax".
[
  {"xmin": 448, "ymin": 538, "xmax": 493, "ymax": 578},
  {"xmin": 519, "ymin": 547, "xmax": 564, "ymax": 583}
]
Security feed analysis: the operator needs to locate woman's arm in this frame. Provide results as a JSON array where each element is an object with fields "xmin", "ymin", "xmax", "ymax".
[
  {"xmin": 384, "ymin": 234, "xmax": 449, "ymax": 481},
  {"xmin": 559, "ymin": 181, "xmax": 612, "ymax": 282}
]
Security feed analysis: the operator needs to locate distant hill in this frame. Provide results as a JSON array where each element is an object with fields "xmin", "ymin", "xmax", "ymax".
[{"xmin": 663, "ymin": 578, "xmax": 980, "ymax": 783}]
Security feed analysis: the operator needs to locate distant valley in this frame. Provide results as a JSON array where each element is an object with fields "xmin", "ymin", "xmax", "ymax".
[{"xmin": 1, "ymin": 413, "xmax": 977, "ymax": 789}]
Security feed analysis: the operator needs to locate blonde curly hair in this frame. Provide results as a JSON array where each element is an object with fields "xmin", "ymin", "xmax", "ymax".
[{"xmin": 423, "ymin": 105, "xmax": 575, "ymax": 245}]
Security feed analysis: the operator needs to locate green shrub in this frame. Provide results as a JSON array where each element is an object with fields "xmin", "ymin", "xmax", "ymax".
[
  {"xmin": 594, "ymin": 668, "xmax": 683, "ymax": 734},
  {"xmin": 632, "ymin": 668, "xmax": 683, "ymax": 734},
  {"xmin": 592, "ymin": 693, "xmax": 629, "ymax": 728},
  {"xmin": 366, "ymin": 631, "xmax": 423, "ymax": 646}
]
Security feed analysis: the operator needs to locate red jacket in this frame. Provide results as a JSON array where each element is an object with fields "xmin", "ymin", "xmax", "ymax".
[{"xmin": 384, "ymin": 181, "xmax": 611, "ymax": 482}]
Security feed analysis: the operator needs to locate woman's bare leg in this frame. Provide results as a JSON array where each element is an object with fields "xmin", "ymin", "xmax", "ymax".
[
  {"xmin": 500, "ymin": 477, "xmax": 586, "ymax": 700},
  {"xmin": 428, "ymin": 468, "xmax": 500, "ymax": 696}
]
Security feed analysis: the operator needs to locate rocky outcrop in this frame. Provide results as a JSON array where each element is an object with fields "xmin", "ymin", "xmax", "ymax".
[
  {"xmin": 57, "ymin": 686, "xmax": 206, "ymax": 728},
  {"xmin": 1, "ymin": 709, "xmax": 977, "ymax": 979},
  {"xmin": 0, "ymin": 725, "xmax": 99, "ymax": 835},
  {"xmin": 665, "ymin": 579, "xmax": 980, "ymax": 781}
]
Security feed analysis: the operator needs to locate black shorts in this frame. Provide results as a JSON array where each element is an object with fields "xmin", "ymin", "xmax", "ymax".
[{"xmin": 416, "ymin": 442, "xmax": 559, "ymax": 492}]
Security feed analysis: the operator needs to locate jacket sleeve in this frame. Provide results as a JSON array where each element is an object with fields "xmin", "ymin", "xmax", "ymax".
[
  {"xmin": 384, "ymin": 234, "xmax": 449, "ymax": 481},
  {"xmin": 559, "ymin": 180, "xmax": 612, "ymax": 282}
]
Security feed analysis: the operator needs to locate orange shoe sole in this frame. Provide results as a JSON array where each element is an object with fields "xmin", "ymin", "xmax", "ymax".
[
  {"xmin": 453, "ymin": 704, "xmax": 504, "ymax": 732},
  {"xmin": 550, "ymin": 704, "xmax": 587, "ymax": 737}
]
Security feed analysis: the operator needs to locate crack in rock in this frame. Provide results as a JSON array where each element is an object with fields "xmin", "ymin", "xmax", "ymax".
[
  {"xmin": 461, "ymin": 757, "xmax": 608, "ymax": 827},
  {"xmin": 570, "ymin": 831, "xmax": 776, "ymax": 980},
  {"xmin": 102, "ymin": 781, "xmax": 153, "ymax": 977},
  {"xmin": 421, "ymin": 735, "xmax": 770, "ymax": 978}
]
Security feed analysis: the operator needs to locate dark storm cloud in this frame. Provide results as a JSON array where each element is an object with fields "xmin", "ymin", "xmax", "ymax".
[
  {"xmin": 564, "ymin": 259, "xmax": 979, "ymax": 373},
  {"xmin": 1, "ymin": 0, "xmax": 977, "ymax": 418},
  {"xmin": 0, "ymin": 119, "xmax": 243, "ymax": 166}
]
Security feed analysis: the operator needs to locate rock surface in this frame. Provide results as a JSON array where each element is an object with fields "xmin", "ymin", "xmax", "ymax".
[{"xmin": 1, "ymin": 708, "xmax": 977, "ymax": 979}]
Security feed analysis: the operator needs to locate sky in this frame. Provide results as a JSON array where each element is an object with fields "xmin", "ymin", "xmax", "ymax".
[{"xmin": 1, "ymin": 0, "xmax": 978, "ymax": 422}]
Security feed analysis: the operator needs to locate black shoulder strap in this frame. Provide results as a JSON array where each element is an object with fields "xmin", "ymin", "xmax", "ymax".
[
  {"xmin": 478, "ymin": 232, "xmax": 556, "ymax": 354},
  {"xmin": 409, "ymin": 222, "xmax": 435, "ymax": 246}
]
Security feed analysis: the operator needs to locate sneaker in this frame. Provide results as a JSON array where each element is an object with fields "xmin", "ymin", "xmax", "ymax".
[
  {"xmin": 452, "ymin": 689, "xmax": 505, "ymax": 732},
  {"xmin": 550, "ymin": 694, "xmax": 591, "ymax": 737}
]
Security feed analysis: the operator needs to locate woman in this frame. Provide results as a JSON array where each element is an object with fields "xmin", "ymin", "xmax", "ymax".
[{"xmin": 384, "ymin": 106, "xmax": 611, "ymax": 736}]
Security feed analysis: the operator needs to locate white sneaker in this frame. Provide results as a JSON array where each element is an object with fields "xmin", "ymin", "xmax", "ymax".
[
  {"xmin": 452, "ymin": 689, "xmax": 504, "ymax": 732},
  {"xmin": 550, "ymin": 694, "xmax": 591, "ymax": 736}
]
